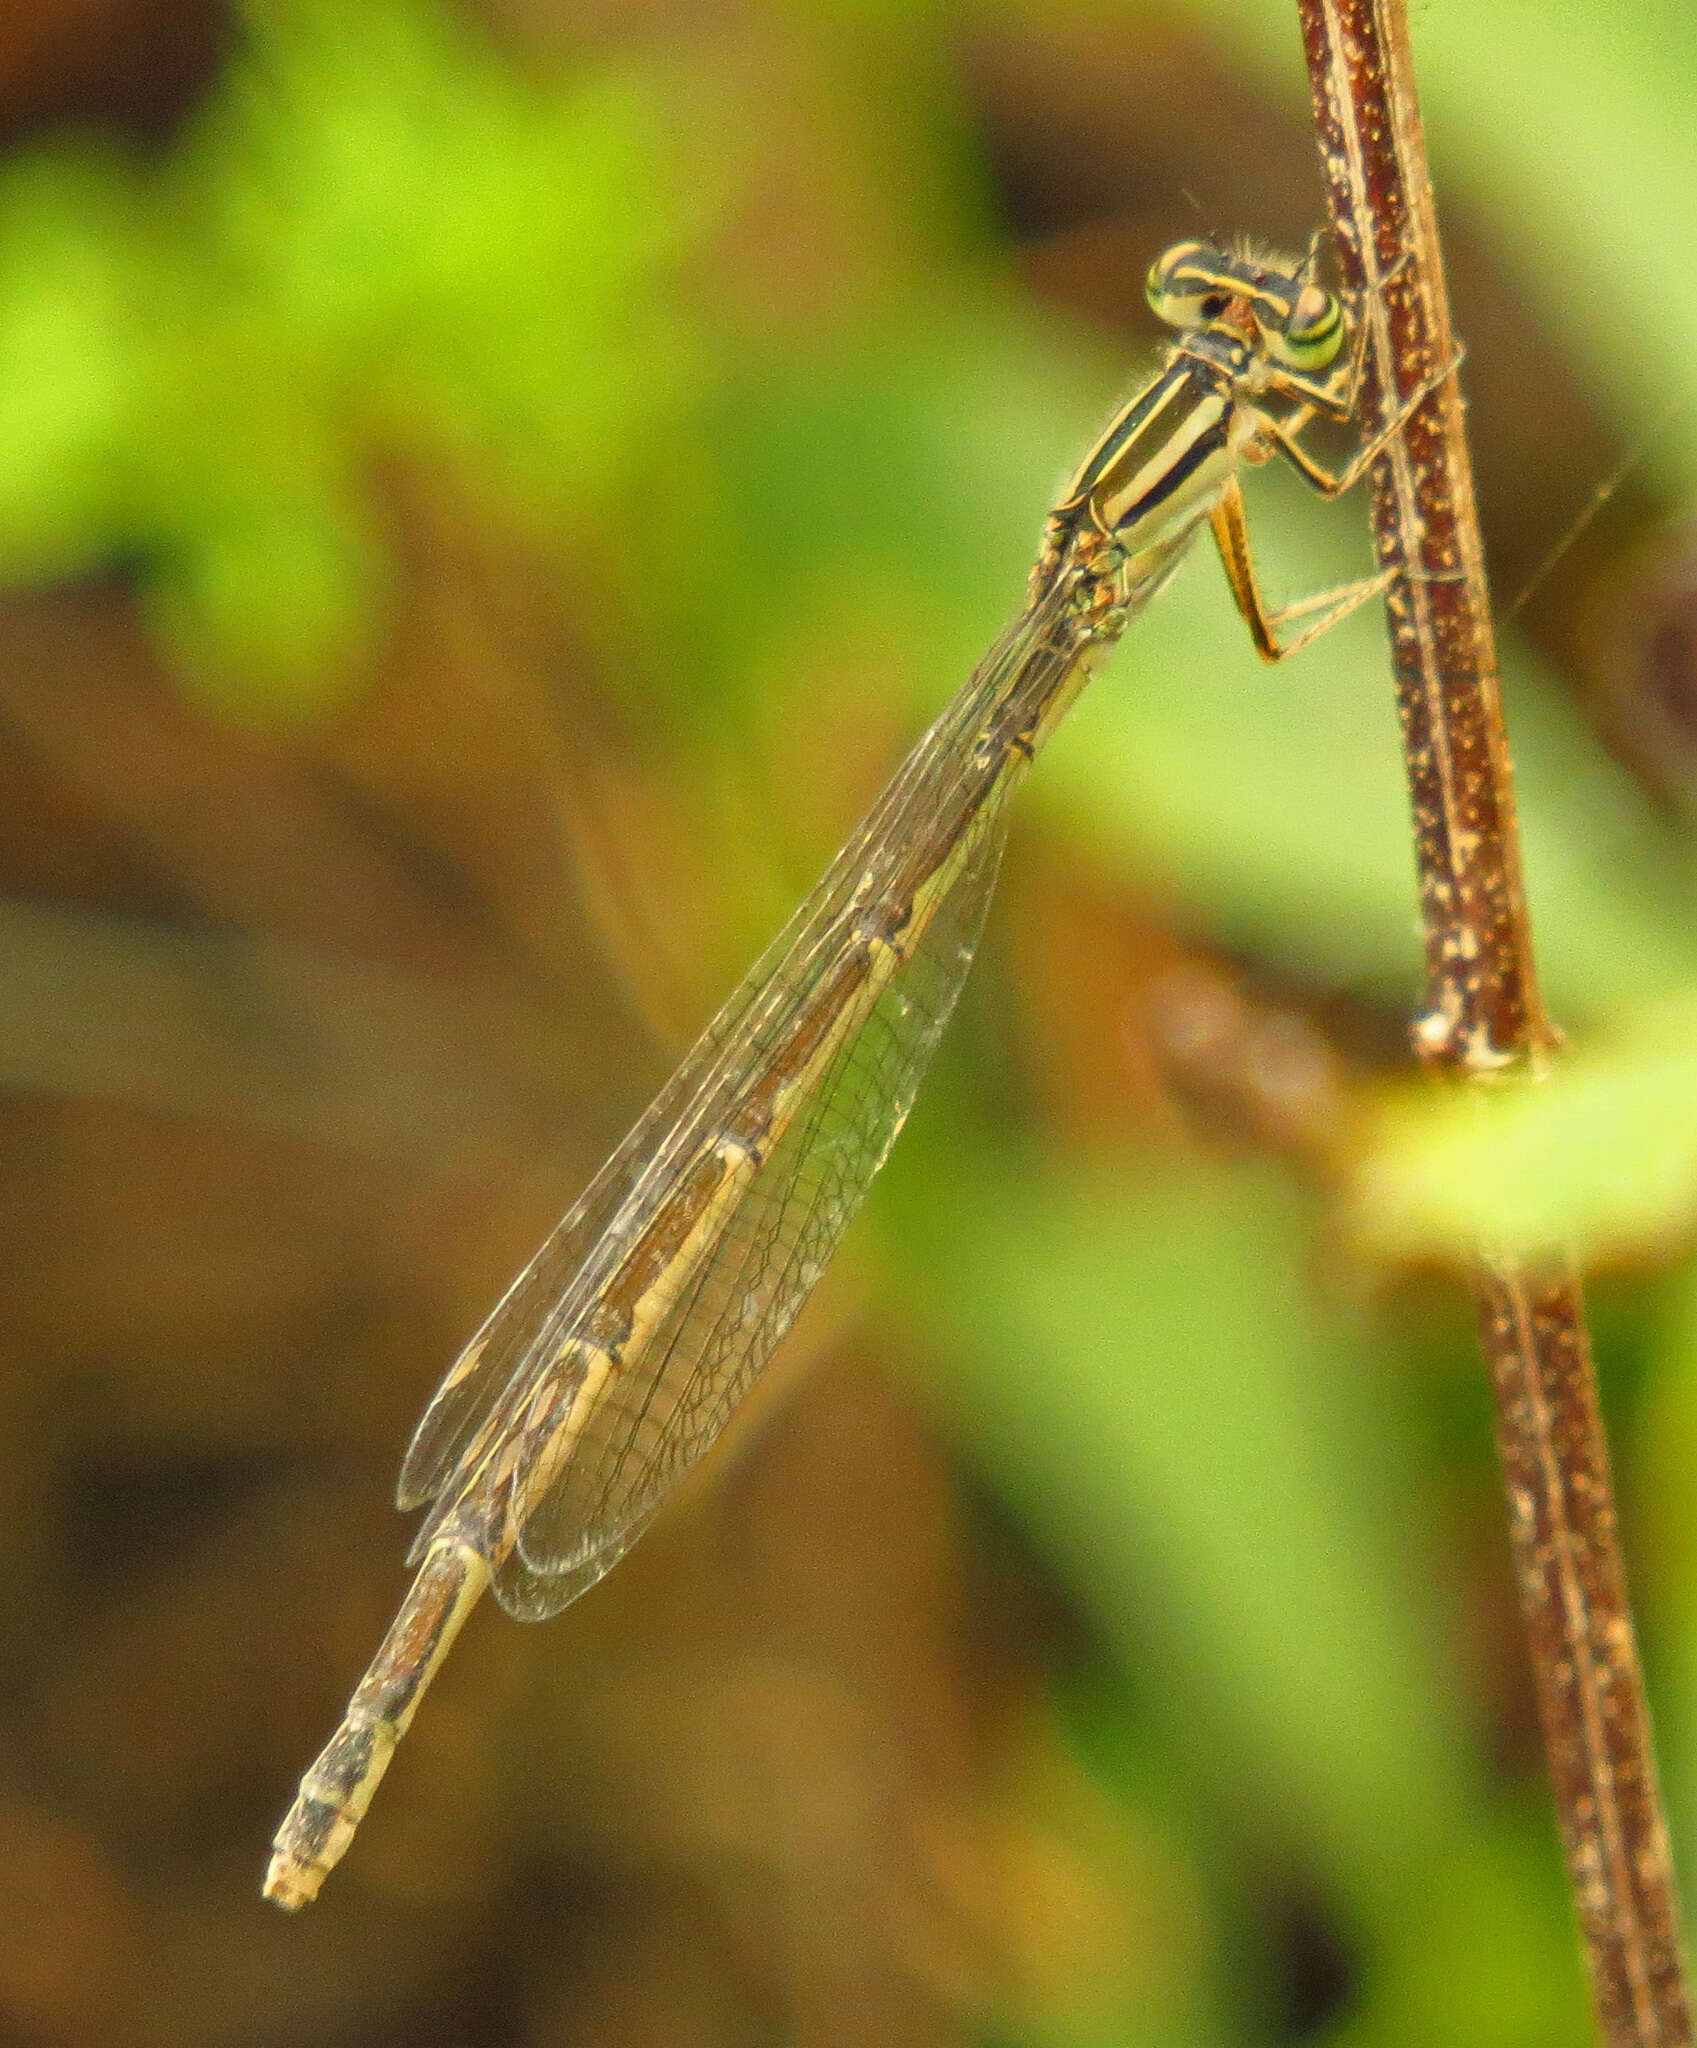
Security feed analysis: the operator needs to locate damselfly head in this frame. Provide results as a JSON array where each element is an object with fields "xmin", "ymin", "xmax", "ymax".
[
  {"xmin": 1146, "ymin": 237, "xmax": 1346, "ymax": 373},
  {"xmin": 1227, "ymin": 238, "xmax": 1347, "ymax": 372}
]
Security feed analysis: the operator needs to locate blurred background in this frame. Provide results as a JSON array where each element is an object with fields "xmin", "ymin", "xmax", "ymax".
[{"xmin": 0, "ymin": 0, "xmax": 1695, "ymax": 2042}]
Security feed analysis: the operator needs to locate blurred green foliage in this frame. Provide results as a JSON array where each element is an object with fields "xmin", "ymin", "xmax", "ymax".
[
  {"xmin": 1355, "ymin": 996, "xmax": 1697, "ymax": 1266},
  {"xmin": 0, "ymin": 0, "xmax": 696, "ymax": 717},
  {"xmin": 5, "ymin": 0, "xmax": 1697, "ymax": 2043}
]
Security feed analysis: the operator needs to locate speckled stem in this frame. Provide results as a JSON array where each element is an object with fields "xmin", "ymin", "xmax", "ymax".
[{"xmin": 1294, "ymin": 1, "xmax": 1692, "ymax": 2040}]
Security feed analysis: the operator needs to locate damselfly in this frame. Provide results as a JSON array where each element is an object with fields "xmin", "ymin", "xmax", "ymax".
[{"xmin": 266, "ymin": 237, "xmax": 1438, "ymax": 1908}]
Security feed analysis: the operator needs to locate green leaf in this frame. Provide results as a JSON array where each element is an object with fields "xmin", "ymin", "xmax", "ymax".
[{"xmin": 1351, "ymin": 992, "xmax": 1697, "ymax": 1265}]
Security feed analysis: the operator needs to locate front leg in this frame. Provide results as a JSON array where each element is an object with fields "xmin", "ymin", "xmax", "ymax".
[{"xmin": 1259, "ymin": 344, "xmax": 1464, "ymax": 499}]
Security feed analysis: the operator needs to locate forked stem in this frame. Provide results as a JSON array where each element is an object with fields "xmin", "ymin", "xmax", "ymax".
[{"xmin": 1293, "ymin": 1, "xmax": 1694, "ymax": 2040}]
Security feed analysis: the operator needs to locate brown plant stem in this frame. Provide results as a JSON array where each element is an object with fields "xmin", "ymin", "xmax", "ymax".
[{"xmin": 1293, "ymin": 1, "xmax": 1693, "ymax": 2040}]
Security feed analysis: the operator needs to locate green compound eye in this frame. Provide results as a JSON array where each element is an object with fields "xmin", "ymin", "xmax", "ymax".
[
  {"xmin": 1266, "ymin": 281, "xmax": 1345, "ymax": 370},
  {"xmin": 1145, "ymin": 240, "xmax": 1235, "ymax": 329}
]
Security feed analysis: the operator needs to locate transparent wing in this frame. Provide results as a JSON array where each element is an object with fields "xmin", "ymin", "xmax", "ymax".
[
  {"xmin": 396, "ymin": 578, "xmax": 1094, "ymax": 1617},
  {"xmin": 490, "ymin": 781, "xmax": 1012, "ymax": 1615},
  {"xmin": 395, "ymin": 1023, "xmax": 741, "ymax": 1513}
]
